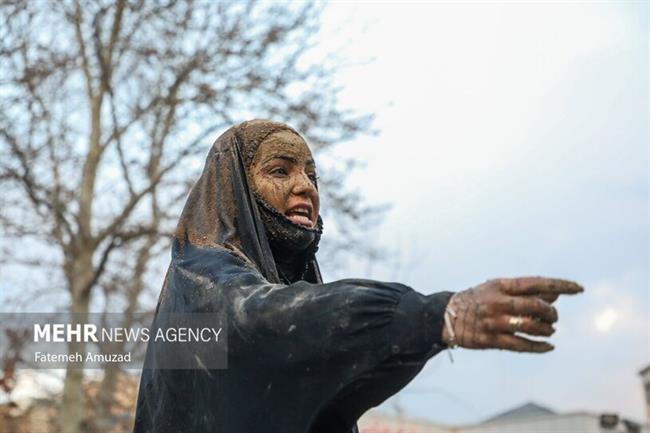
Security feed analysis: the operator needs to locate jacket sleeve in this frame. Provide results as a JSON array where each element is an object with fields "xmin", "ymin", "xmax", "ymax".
[
  {"xmin": 228, "ymin": 273, "xmax": 452, "ymax": 359},
  {"xmin": 176, "ymin": 246, "xmax": 452, "ymax": 366}
]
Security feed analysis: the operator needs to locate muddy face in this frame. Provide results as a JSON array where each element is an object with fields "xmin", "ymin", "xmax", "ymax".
[{"xmin": 249, "ymin": 130, "xmax": 320, "ymax": 229}]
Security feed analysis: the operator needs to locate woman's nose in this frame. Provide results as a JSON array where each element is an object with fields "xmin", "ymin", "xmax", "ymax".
[{"xmin": 292, "ymin": 172, "xmax": 316, "ymax": 196}]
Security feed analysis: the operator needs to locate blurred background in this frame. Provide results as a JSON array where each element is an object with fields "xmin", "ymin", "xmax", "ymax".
[{"xmin": 0, "ymin": 1, "xmax": 648, "ymax": 433}]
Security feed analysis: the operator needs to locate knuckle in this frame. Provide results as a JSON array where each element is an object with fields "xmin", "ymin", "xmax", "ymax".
[
  {"xmin": 493, "ymin": 296, "xmax": 506, "ymax": 309},
  {"xmin": 536, "ymin": 323, "xmax": 552, "ymax": 336},
  {"xmin": 532, "ymin": 322, "xmax": 545, "ymax": 335},
  {"xmin": 478, "ymin": 303, "xmax": 490, "ymax": 318},
  {"xmin": 521, "ymin": 319, "xmax": 535, "ymax": 333}
]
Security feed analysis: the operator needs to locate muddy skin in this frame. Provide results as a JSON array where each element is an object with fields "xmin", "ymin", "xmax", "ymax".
[
  {"xmin": 248, "ymin": 130, "xmax": 320, "ymax": 228},
  {"xmin": 247, "ymin": 130, "xmax": 323, "ymax": 283}
]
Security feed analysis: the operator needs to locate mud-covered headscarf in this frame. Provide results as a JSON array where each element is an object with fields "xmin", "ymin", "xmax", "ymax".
[{"xmin": 174, "ymin": 119, "xmax": 323, "ymax": 284}]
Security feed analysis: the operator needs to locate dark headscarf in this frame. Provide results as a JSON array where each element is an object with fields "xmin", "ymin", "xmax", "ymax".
[{"xmin": 174, "ymin": 119, "xmax": 322, "ymax": 284}]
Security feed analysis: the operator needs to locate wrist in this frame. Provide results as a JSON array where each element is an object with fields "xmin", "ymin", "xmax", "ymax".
[
  {"xmin": 441, "ymin": 322, "xmax": 450, "ymax": 345},
  {"xmin": 442, "ymin": 295, "xmax": 459, "ymax": 349}
]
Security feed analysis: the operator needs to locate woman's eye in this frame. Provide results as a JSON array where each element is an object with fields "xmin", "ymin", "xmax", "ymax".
[
  {"xmin": 308, "ymin": 173, "xmax": 319, "ymax": 183},
  {"xmin": 270, "ymin": 167, "xmax": 288, "ymax": 176}
]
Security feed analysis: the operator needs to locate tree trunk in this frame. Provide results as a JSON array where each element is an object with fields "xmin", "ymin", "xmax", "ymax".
[
  {"xmin": 60, "ymin": 363, "xmax": 85, "ymax": 433},
  {"xmin": 95, "ymin": 365, "xmax": 119, "ymax": 430},
  {"xmin": 59, "ymin": 254, "xmax": 93, "ymax": 433}
]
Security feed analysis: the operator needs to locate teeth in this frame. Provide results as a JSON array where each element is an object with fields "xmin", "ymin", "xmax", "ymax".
[{"xmin": 288, "ymin": 208, "xmax": 309, "ymax": 216}]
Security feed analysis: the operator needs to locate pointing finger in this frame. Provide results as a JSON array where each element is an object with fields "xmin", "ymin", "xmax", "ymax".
[{"xmin": 499, "ymin": 277, "xmax": 584, "ymax": 296}]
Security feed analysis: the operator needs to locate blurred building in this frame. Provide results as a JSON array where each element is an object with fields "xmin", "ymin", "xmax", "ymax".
[
  {"xmin": 460, "ymin": 402, "xmax": 647, "ymax": 433},
  {"xmin": 640, "ymin": 365, "xmax": 650, "ymax": 424},
  {"xmin": 0, "ymin": 398, "xmax": 56, "ymax": 433},
  {"xmin": 0, "ymin": 372, "xmax": 137, "ymax": 433},
  {"xmin": 359, "ymin": 402, "xmax": 649, "ymax": 433},
  {"xmin": 359, "ymin": 364, "xmax": 650, "ymax": 433}
]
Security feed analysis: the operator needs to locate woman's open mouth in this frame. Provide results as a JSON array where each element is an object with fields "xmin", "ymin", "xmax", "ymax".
[{"xmin": 285, "ymin": 204, "xmax": 313, "ymax": 228}]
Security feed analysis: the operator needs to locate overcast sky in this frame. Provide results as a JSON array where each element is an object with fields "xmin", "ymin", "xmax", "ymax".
[
  {"xmin": 314, "ymin": 1, "xmax": 649, "ymax": 426},
  {"xmin": 3, "ymin": 1, "xmax": 648, "ymax": 427}
]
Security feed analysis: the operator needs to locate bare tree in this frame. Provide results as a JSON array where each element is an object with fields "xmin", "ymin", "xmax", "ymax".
[{"xmin": 0, "ymin": 1, "xmax": 377, "ymax": 432}]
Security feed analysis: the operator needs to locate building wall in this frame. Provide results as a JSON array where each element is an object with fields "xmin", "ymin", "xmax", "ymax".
[
  {"xmin": 460, "ymin": 414, "xmax": 603, "ymax": 433},
  {"xmin": 359, "ymin": 411, "xmax": 650, "ymax": 433},
  {"xmin": 640, "ymin": 367, "xmax": 650, "ymax": 424}
]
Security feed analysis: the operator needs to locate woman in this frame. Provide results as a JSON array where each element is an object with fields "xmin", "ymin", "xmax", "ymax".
[{"xmin": 133, "ymin": 119, "xmax": 583, "ymax": 433}]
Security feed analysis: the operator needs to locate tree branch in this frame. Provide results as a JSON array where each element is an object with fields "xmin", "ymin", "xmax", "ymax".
[{"xmin": 70, "ymin": 0, "xmax": 94, "ymax": 100}]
